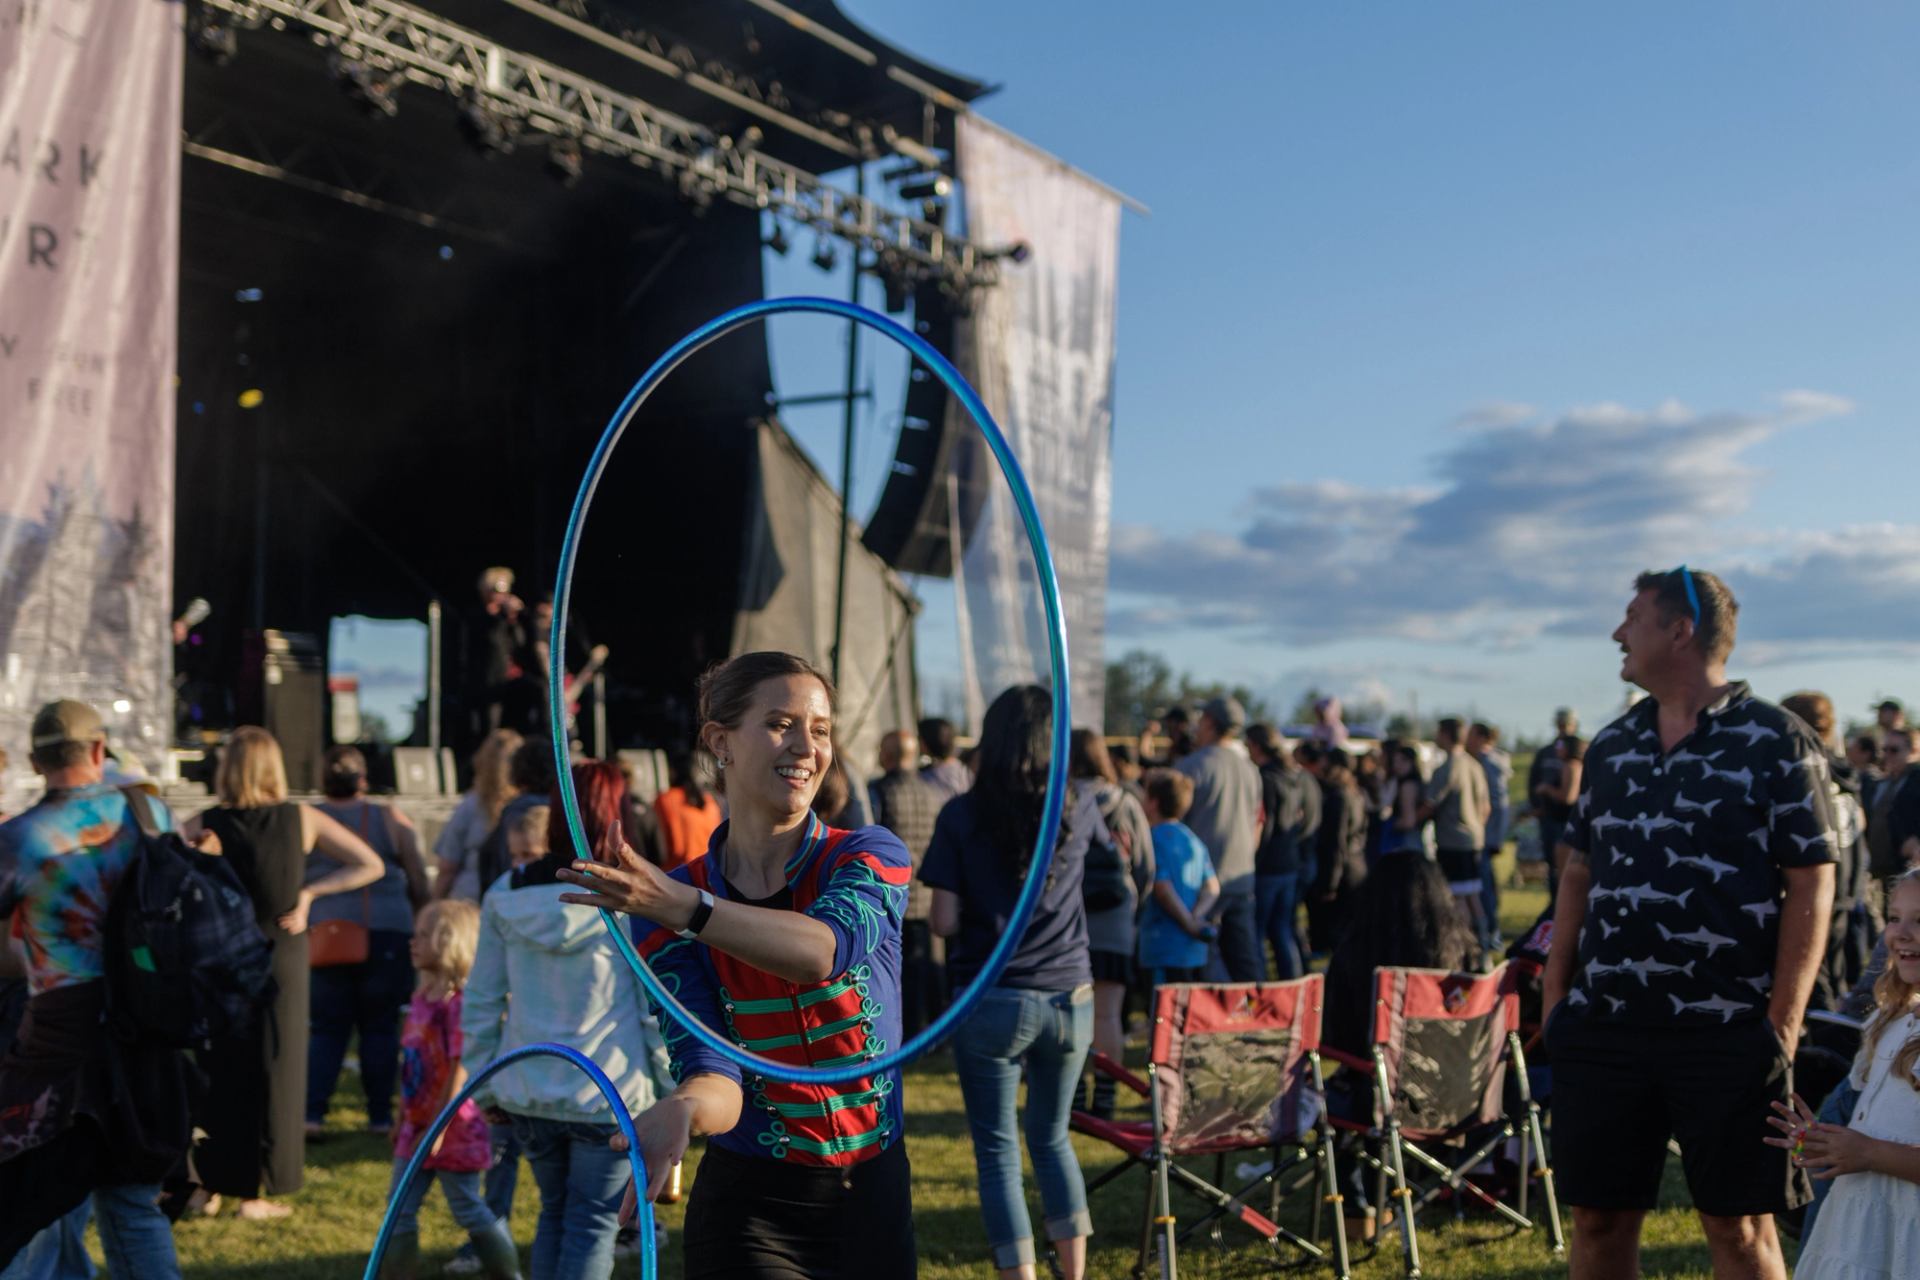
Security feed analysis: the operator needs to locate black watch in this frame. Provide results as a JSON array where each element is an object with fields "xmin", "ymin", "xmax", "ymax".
[{"xmin": 675, "ymin": 888, "xmax": 716, "ymax": 940}]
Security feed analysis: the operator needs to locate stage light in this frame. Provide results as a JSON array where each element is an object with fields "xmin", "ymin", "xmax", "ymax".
[
  {"xmin": 811, "ymin": 236, "xmax": 838, "ymax": 272},
  {"xmin": 895, "ymin": 174, "xmax": 952, "ymax": 203},
  {"xmin": 438, "ymin": 245, "xmax": 454, "ymax": 261},
  {"xmin": 238, "ymin": 388, "xmax": 264, "ymax": 410},
  {"xmin": 547, "ymin": 135, "xmax": 583, "ymax": 186},
  {"xmin": 189, "ymin": 13, "xmax": 238, "ymax": 65},
  {"xmin": 458, "ymin": 96, "xmax": 516, "ymax": 155},
  {"xmin": 765, "ymin": 222, "xmax": 791, "ymax": 256},
  {"xmin": 330, "ymin": 55, "xmax": 401, "ymax": 118}
]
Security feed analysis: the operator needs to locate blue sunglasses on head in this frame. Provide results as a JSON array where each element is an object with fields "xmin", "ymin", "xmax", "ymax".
[{"xmin": 1674, "ymin": 564, "xmax": 1701, "ymax": 627}]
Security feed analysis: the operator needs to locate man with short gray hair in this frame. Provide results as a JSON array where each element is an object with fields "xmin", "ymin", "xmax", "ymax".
[{"xmin": 1176, "ymin": 697, "xmax": 1263, "ymax": 981}]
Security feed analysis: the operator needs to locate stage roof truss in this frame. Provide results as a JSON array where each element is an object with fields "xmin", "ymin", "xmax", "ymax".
[{"xmin": 201, "ymin": 0, "xmax": 1002, "ymax": 289}]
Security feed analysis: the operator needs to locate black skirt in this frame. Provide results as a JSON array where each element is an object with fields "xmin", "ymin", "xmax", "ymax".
[{"xmin": 682, "ymin": 1139, "xmax": 915, "ymax": 1279}]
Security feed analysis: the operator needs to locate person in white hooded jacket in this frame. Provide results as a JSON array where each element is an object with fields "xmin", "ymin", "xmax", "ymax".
[{"xmin": 462, "ymin": 762, "xmax": 672, "ymax": 1280}]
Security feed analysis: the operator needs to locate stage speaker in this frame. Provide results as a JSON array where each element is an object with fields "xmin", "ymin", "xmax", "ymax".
[
  {"xmin": 238, "ymin": 630, "xmax": 325, "ymax": 792},
  {"xmin": 860, "ymin": 283, "xmax": 989, "ymax": 575},
  {"xmin": 393, "ymin": 746, "xmax": 448, "ymax": 796}
]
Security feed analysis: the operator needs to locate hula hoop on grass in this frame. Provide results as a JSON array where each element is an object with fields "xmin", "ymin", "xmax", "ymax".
[
  {"xmin": 364, "ymin": 1041, "xmax": 655, "ymax": 1280},
  {"xmin": 547, "ymin": 296, "xmax": 1072, "ymax": 1085}
]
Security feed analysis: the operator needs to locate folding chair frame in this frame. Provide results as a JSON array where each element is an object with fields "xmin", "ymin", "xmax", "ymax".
[
  {"xmin": 1074, "ymin": 980, "xmax": 1353, "ymax": 1280},
  {"xmin": 1323, "ymin": 967, "xmax": 1565, "ymax": 1278}
]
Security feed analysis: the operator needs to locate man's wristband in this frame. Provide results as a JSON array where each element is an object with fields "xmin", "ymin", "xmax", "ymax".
[{"xmin": 675, "ymin": 888, "xmax": 715, "ymax": 940}]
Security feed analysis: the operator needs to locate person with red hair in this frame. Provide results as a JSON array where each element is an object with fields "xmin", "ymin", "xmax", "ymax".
[{"xmin": 461, "ymin": 760, "xmax": 671, "ymax": 1278}]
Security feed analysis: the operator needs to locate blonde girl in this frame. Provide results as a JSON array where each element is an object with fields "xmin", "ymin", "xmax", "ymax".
[
  {"xmin": 381, "ymin": 900, "xmax": 519, "ymax": 1279},
  {"xmin": 1769, "ymin": 868, "xmax": 1920, "ymax": 1279}
]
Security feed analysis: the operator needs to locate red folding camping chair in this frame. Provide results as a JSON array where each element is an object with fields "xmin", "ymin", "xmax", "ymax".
[
  {"xmin": 1070, "ymin": 976, "xmax": 1350, "ymax": 1280},
  {"xmin": 1320, "ymin": 962, "xmax": 1563, "ymax": 1278}
]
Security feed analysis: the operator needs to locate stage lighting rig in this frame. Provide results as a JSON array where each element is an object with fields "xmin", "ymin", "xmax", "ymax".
[
  {"xmin": 188, "ymin": 10, "xmax": 239, "ymax": 65},
  {"xmin": 875, "ymin": 247, "xmax": 924, "ymax": 313},
  {"xmin": 765, "ymin": 221, "xmax": 792, "ymax": 256},
  {"xmin": 811, "ymin": 234, "xmax": 838, "ymax": 272},
  {"xmin": 329, "ymin": 54, "xmax": 402, "ymax": 118},
  {"xmin": 546, "ymin": 135, "xmax": 584, "ymax": 186},
  {"xmin": 458, "ymin": 95, "xmax": 516, "ymax": 155}
]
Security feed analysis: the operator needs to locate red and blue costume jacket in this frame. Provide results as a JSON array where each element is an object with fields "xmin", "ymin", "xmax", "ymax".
[{"xmin": 631, "ymin": 813, "xmax": 911, "ymax": 1167}]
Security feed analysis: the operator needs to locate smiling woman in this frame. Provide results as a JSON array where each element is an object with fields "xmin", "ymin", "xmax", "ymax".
[{"xmin": 555, "ymin": 651, "xmax": 917, "ymax": 1279}]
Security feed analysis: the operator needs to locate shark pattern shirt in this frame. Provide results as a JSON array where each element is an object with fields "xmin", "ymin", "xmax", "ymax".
[{"xmin": 1561, "ymin": 681, "xmax": 1835, "ymax": 1027}]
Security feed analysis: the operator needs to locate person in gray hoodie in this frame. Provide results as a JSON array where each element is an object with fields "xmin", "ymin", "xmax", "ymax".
[{"xmin": 462, "ymin": 761, "xmax": 671, "ymax": 1280}]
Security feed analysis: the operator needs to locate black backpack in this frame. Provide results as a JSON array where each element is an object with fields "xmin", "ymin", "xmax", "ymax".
[{"xmin": 104, "ymin": 789, "xmax": 277, "ymax": 1048}]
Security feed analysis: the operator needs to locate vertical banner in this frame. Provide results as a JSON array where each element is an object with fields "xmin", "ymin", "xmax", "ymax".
[
  {"xmin": 953, "ymin": 114, "xmax": 1121, "ymax": 732},
  {"xmin": 0, "ymin": 0, "xmax": 183, "ymax": 774}
]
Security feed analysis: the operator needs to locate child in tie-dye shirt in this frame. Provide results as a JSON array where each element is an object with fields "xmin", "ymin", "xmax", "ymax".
[{"xmin": 382, "ymin": 900, "xmax": 518, "ymax": 1279}]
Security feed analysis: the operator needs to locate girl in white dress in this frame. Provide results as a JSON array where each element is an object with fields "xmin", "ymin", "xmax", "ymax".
[{"xmin": 1769, "ymin": 869, "xmax": 1920, "ymax": 1280}]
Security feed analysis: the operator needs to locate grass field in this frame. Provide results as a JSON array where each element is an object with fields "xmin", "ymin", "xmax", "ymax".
[{"xmin": 149, "ymin": 879, "xmax": 1783, "ymax": 1278}]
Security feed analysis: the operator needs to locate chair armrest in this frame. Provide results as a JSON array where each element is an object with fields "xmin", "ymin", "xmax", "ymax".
[
  {"xmin": 1089, "ymin": 1051, "xmax": 1152, "ymax": 1098},
  {"xmin": 1318, "ymin": 1045, "xmax": 1373, "ymax": 1074}
]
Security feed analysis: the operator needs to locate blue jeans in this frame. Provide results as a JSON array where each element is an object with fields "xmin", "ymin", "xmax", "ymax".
[
  {"xmin": 1801, "ymin": 1075, "xmax": 1861, "ymax": 1242},
  {"xmin": 387, "ymin": 1163, "xmax": 497, "ymax": 1238},
  {"xmin": 509, "ymin": 1115, "xmax": 627, "ymax": 1280},
  {"xmin": 1211, "ymin": 891, "xmax": 1263, "ymax": 983},
  {"xmin": 1479, "ymin": 847, "xmax": 1502, "ymax": 942},
  {"xmin": 484, "ymin": 1123, "xmax": 520, "ymax": 1224},
  {"xmin": 90, "ymin": 1185, "xmax": 177, "ymax": 1279},
  {"xmin": 1255, "ymin": 874, "xmax": 1302, "ymax": 980},
  {"xmin": 307, "ymin": 929, "xmax": 415, "ymax": 1127},
  {"xmin": 950, "ymin": 984, "xmax": 1096, "ymax": 1269},
  {"xmin": 1, "ymin": 1200, "xmax": 92, "ymax": 1280}
]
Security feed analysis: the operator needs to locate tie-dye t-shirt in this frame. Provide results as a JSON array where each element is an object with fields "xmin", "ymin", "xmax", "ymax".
[
  {"xmin": 396, "ymin": 989, "xmax": 489, "ymax": 1171},
  {"xmin": 0, "ymin": 783, "xmax": 174, "ymax": 996}
]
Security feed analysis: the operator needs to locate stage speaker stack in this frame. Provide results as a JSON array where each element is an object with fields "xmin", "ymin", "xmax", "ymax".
[{"xmin": 238, "ymin": 629, "xmax": 326, "ymax": 792}]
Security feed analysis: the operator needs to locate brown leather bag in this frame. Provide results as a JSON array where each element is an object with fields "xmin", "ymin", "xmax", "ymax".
[
  {"xmin": 309, "ymin": 803, "xmax": 378, "ymax": 967},
  {"xmin": 308, "ymin": 892, "xmax": 369, "ymax": 967}
]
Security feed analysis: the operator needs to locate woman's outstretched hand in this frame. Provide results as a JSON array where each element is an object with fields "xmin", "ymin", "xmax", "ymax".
[
  {"xmin": 556, "ymin": 838, "xmax": 694, "ymax": 928},
  {"xmin": 610, "ymin": 1096, "xmax": 697, "ymax": 1220}
]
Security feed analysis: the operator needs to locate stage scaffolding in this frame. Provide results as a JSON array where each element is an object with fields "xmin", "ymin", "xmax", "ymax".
[{"xmin": 196, "ymin": 0, "xmax": 1007, "ymax": 291}]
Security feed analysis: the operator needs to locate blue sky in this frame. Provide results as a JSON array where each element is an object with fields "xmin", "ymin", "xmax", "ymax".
[
  {"xmin": 341, "ymin": 3, "xmax": 1920, "ymax": 740},
  {"xmin": 768, "ymin": 0, "xmax": 1920, "ymax": 738}
]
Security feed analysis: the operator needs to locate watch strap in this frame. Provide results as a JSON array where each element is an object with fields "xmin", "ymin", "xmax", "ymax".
[{"xmin": 675, "ymin": 888, "xmax": 716, "ymax": 940}]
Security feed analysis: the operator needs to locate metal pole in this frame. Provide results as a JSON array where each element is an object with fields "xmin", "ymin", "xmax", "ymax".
[
  {"xmin": 426, "ymin": 598, "xmax": 443, "ymax": 780},
  {"xmin": 592, "ymin": 669, "xmax": 608, "ymax": 759},
  {"xmin": 830, "ymin": 160, "xmax": 866, "ymax": 685}
]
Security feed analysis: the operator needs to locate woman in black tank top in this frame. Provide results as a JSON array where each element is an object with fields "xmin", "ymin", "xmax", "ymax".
[{"xmin": 180, "ymin": 727, "xmax": 383, "ymax": 1220}]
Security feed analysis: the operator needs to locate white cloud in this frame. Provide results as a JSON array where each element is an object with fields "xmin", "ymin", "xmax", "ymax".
[{"xmin": 1109, "ymin": 391, "xmax": 1899, "ymax": 655}]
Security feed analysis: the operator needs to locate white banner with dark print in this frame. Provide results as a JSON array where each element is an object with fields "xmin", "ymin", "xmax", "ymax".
[
  {"xmin": 0, "ymin": 0, "xmax": 183, "ymax": 776},
  {"xmin": 952, "ymin": 114, "xmax": 1121, "ymax": 732}
]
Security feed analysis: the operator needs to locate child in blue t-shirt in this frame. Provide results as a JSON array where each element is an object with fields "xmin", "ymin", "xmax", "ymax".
[{"xmin": 1136, "ymin": 768, "xmax": 1221, "ymax": 983}]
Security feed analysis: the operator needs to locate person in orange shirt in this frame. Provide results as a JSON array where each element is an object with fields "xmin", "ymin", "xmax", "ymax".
[{"xmin": 653, "ymin": 753, "xmax": 722, "ymax": 871}]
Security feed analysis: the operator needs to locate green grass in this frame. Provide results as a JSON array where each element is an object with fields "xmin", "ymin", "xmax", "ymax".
[{"xmin": 148, "ymin": 882, "xmax": 1771, "ymax": 1278}]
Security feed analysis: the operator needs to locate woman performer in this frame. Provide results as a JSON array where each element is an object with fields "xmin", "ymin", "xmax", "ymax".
[{"xmin": 557, "ymin": 651, "xmax": 915, "ymax": 1278}]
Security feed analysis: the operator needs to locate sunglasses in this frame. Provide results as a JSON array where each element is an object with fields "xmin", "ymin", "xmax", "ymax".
[{"xmin": 1673, "ymin": 564, "xmax": 1701, "ymax": 628}]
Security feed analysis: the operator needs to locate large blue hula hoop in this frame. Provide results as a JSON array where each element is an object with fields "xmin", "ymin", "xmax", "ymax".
[
  {"xmin": 365, "ymin": 1042, "xmax": 655, "ymax": 1280},
  {"xmin": 547, "ymin": 296, "xmax": 1072, "ymax": 1085}
]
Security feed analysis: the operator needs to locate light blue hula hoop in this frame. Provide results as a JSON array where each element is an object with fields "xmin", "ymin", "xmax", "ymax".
[
  {"xmin": 546, "ymin": 295, "xmax": 1072, "ymax": 1085},
  {"xmin": 364, "ymin": 1042, "xmax": 655, "ymax": 1280}
]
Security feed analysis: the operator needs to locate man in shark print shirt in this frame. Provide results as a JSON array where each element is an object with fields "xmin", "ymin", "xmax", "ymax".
[{"xmin": 1541, "ymin": 568, "xmax": 1835, "ymax": 1280}]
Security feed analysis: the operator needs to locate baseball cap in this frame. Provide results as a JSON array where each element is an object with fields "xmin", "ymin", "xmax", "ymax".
[
  {"xmin": 1201, "ymin": 696, "xmax": 1247, "ymax": 733},
  {"xmin": 31, "ymin": 699, "xmax": 105, "ymax": 750},
  {"xmin": 1878, "ymin": 699, "xmax": 1903, "ymax": 714}
]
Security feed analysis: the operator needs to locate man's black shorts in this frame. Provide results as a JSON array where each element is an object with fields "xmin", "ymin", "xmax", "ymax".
[{"xmin": 1545, "ymin": 1008, "xmax": 1810, "ymax": 1217}]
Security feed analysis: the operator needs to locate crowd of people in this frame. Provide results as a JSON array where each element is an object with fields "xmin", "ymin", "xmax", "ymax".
[{"xmin": 1, "ymin": 565, "xmax": 1917, "ymax": 1280}]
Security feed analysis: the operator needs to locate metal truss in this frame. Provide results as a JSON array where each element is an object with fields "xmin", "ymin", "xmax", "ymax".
[{"xmin": 198, "ymin": 0, "xmax": 1000, "ymax": 289}]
